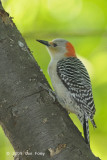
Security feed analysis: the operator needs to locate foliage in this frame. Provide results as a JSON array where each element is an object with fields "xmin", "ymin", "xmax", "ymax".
[{"xmin": 1, "ymin": 0, "xmax": 107, "ymax": 159}]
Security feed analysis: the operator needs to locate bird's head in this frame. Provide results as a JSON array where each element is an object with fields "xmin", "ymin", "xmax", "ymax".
[{"xmin": 37, "ymin": 38, "xmax": 76, "ymax": 59}]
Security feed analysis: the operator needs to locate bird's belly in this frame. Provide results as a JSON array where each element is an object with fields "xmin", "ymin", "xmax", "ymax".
[{"xmin": 48, "ymin": 64, "xmax": 78, "ymax": 113}]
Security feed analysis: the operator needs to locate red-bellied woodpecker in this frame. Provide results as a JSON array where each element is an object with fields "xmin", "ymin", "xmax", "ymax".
[{"xmin": 37, "ymin": 38, "xmax": 96, "ymax": 145}]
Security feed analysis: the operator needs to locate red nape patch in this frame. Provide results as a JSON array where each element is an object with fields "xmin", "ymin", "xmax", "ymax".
[{"xmin": 65, "ymin": 42, "xmax": 76, "ymax": 57}]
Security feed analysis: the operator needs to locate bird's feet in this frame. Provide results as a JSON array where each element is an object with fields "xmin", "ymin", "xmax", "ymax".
[{"xmin": 38, "ymin": 82, "xmax": 56, "ymax": 102}]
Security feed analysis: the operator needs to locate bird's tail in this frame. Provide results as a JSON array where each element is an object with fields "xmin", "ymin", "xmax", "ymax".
[
  {"xmin": 77, "ymin": 113, "xmax": 90, "ymax": 145},
  {"xmin": 83, "ymin": 114, "xmax": 90, "ymax": 145}
]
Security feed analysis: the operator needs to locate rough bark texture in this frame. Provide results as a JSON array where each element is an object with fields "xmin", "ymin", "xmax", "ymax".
[{"xmin": 0, "ymin": 2, "xmax": 100, "ymax": 160}]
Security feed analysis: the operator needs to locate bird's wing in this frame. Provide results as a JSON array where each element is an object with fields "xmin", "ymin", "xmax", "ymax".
[{"xmin": 57, "ymin": 57, "xmax": 95, "ymax": 116}]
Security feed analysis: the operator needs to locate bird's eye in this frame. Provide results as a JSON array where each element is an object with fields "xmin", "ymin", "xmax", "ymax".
[{"xmin": 53, "ymin": 43, "xmax": 57, "ymax": 47}]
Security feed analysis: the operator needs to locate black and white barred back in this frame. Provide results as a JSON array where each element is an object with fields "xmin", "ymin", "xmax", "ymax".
[{"xmin": 57, "ymin": 57, "xmax": 96, "ymax": 144}]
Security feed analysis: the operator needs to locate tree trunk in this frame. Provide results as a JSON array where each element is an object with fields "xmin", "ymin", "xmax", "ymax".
[{"xmin": 0, "ymin": 2, "xmax": 100, "ymax": 160}]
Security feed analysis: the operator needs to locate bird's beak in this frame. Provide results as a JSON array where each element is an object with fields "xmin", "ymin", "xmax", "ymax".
[{"xmin": 36, "ymin": 40, "xmax": 50, "ymax": 47}]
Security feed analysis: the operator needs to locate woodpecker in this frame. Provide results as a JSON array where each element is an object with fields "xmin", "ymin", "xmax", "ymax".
[{"xmin": 37, "ymin": 38, "xmax": 96, "ymax": 145}]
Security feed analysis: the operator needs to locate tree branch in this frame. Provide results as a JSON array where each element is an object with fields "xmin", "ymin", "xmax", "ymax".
[{"xmin": 0, "ymin": 2, "xmax": 100, "ymax": 160}]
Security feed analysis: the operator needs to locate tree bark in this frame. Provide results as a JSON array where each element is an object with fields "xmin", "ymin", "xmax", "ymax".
[{"xmin": 0, "ymin": 2, "xmax": 100, "ymax": 160}]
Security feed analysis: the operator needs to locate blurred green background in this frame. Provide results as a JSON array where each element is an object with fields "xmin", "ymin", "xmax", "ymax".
[{"xmin": 1, "ymin": 0, "xmax": 107, "ymax": 159}]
